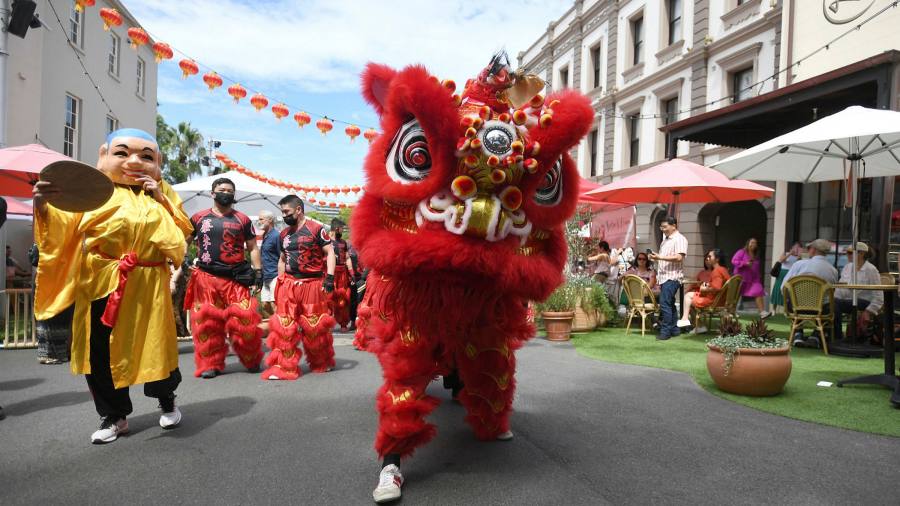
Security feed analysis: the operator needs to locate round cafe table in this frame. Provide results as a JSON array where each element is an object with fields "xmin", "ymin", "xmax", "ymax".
[{"xmin": 832, "ymin": 284, "xmax": 900, "ymax": 407}]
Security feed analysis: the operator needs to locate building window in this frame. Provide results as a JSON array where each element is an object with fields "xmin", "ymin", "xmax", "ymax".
[
  {"xmin": 108, "ymin": 32, "xmax": 121, "ymax": 76},
  {"xmin": 731, "ymin": 67, "xmax": 754, "ymax": 102},
  {"xmin": 628, "ymin": 116, "xmax": 640, "ymax": 167},
  {"xmin": 591, "ymin": 44, "xmax": 602, "ymax": 89},
  {"xmin": 632, "ymin": 16, "xmax": 644, "ymax": 66},
  {"xmin": 69, "ymin": 2, "xmax": 84, "ymax": 47},
  {"xmin": 589, "ymin": 129, "xmax": 599, "ymax": 177},
  {"xmin": 136, "ymin": 58, "xmax": 146, "ymax": 96},
  {"xmin": 64, "ymin": 94, "xmax": 80, "ymax": 159},
  {"xmin": 667, "ymin": 0, "xmax": 682, "ymax": 46},
  {"xmin": 558, "ymin": 66, "xmax": 569, "ymax": 89},
  {"xmin": 663, "ymin": 96, "xmax": 679, "ymax": 158},
  {"xmin": 106, "ymin": 115, "xmax": 118, "ymax": 135}
]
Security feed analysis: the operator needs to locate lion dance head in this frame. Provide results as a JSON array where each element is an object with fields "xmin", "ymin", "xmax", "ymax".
[{"xmin": 352, "ymin": 52, "xmax": 593, "ymax": 301}]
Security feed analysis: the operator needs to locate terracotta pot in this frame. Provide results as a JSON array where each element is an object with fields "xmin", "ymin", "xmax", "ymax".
[
  {"xmin": 571, "ymin": 304, "xmax": 597, "ymax": 332},
  {"xmin": 543, "ymin": 311, "xmax": 575, "ymax": 341},
  {"xmin": 706, "ymin": 344, "xmax": 792, "ymax": 396}
]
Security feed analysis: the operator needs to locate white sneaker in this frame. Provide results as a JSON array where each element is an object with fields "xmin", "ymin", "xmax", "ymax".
[
  {"xmin": 91, "ymin": 417, "xmax": 128, "ymax": 444},
  {"xmin": 159, "ymin": 407, "xmax": 182, "ymax": 429},
  {"xmin": 676, "ymin": 319, "xmax": 692, "ymax": 328},
  {"xmin": 496, "ymin": 430, "xmax": 514, "ymax": 441},
  {"xmin": 373, "ymin": 464, "xmax": 403, "ymax": 503},
  {"xmin": 760, "ymin": 311, "xmax": 772, "ymax": 320},
  {"xmin": 268, "ymin": 374, "xmax": 280, "ymax": 380}
]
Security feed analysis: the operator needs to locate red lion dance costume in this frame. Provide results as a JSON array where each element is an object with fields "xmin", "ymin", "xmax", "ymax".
[{"xmin": 352, "ymin": 53, "xmax": 592, "ymax": 503}]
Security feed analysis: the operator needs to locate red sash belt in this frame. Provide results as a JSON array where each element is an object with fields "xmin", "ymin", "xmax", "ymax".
[{"xmin": 96, "ymin": 250, "xmax": 164, "ymax": 327}]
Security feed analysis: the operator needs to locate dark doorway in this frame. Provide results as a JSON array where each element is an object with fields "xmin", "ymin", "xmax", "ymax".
[{"xmin": 714, "ymin": 200, "xmax": 768, "ymax": 273}]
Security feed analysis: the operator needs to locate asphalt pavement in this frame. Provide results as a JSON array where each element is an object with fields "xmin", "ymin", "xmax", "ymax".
[{"xmin": 1, "ymin": 332, "xmax": 897, "ymax": 505}]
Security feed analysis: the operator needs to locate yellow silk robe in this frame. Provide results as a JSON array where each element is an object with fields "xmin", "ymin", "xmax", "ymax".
[{"xmin": 34, "ymin": 182, "xmax": 192, "ymax": 388}]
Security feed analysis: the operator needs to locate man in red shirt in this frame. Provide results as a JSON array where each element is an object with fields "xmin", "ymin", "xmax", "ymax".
[
  {"xmin": 184, "ymin": 178, "xmax": 264, "ymax": 379},
  {"xmin": 329, "ymin": 218, "xmax": 357, "ymax": 332},
  {"xmin": 263, "ymin": 194, "xmax": 337, "ymax": 380}
]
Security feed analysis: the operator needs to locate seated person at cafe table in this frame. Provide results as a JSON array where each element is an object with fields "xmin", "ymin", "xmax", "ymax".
[
  {"xmin": 625, "ymin": 252, "xmax": 658, "ymax": 294},
  {"xmin": 677, "ymin": 249, "xmax": 730, "ymax": 333},
  {"xmin": 833, "ymin": 242, "xmax": 883, "ymax": 343},
  {"xmin": 783, "ymin": 238, "xmax": 839, "ymax": 348}
]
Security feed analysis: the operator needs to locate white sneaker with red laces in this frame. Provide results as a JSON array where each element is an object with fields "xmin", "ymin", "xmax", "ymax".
[{"xmin": 373, "ymin": 464, "xmax": 403, "ymax": 503}]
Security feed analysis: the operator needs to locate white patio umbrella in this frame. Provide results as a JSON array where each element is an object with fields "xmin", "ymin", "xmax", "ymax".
[
  {"xmin": 712, "ymin": 105, "xmax": 900, "ymax": 294},
  {"xmin": 172, "ymin": 170, "xmax": 298, "ymax": 218}
]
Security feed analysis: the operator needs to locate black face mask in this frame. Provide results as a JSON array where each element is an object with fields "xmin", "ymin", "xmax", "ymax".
[
  {"xmin": 283, "ymin": 215, "xmax": 298, "ymax": 226},
  {"xmin": 334, "ymin": 232, "xmax": 342, "ymax": 239},
  {"xmin": 213, "ymin": 192, "xmax": 235, "ymax": 206}
]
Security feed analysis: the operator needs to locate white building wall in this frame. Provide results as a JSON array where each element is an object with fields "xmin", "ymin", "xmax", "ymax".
[{"xmin": 5, "ymin": 0, "xmax": 157, "ymax": 164}]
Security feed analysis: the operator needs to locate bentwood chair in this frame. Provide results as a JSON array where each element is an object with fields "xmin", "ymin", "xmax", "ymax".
[
  {"xmin": 622, "ymin": 274, "xmax": 658, "ymax": 336},
  {"xmin": 782, "ymin": 275, "xmax": 834, "ymax": 355},
  {"xmin": 692, "ymin": 275, "xmax": 743, "ymax": 333}
]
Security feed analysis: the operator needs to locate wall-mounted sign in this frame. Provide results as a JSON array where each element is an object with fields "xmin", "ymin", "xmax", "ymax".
[{"xmin": 823, "ymin": 0, "xmax": 876, "ymax": 25}]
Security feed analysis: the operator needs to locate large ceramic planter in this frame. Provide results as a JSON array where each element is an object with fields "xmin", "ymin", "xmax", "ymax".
[
  {"xmin": 543, "ymin": 311, "xmax": 575, "ymax": 341},
  {"xmin": 706, "ymin": 345, "xmax": 792, "ymax": 396},
  {"xmin": 571, "ymin": 304, "xmax": 597, "ymax": 332}
]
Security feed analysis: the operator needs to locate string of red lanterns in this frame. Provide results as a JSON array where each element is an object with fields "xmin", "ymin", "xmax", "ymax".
[
  {"xmin": 82, "ymin": 4, "xmax": 380, "ymax": 144},
  {"xmin": 214, "ymin": 153, "xmax": 362, "ymax": 209}
]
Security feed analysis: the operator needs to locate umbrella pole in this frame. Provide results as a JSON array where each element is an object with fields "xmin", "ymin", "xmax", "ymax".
[{"xmin": 850, "ymin": 137, "xmax": 859, "ymax": 306}]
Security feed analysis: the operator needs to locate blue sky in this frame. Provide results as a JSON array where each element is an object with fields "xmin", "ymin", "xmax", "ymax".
[{"xmin": 126, "ymin": 0, "xmax": 572, "ymax": 200}]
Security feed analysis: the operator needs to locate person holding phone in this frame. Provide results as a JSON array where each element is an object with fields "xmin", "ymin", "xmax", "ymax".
[{"xmin": 649, "ymin": 216, "xmax": 687, "ymax": 340}]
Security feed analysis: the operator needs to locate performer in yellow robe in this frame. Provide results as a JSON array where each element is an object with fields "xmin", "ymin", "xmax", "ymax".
[{"xmin": 33, "ymin": 128, "xmax": 192, "ymax": 444}]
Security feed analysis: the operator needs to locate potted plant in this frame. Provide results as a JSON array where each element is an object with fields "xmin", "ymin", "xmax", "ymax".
[
  {"xmin": 706, "ymin": 317, "xmax": 792, "ymax": 396},
  {"xmin": 537, "ymin": 282, "xmax": 578, "ymax": 341}
]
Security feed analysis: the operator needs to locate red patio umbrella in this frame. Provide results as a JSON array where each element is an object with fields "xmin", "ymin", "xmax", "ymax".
[
  {"xmin": 4, "ymin": 198, "xmax": 32, "ymax": 216},
  {"xmin": 0, "ymin": 144, "xmax": 72, "ymax": 198},
  {"xmin": 578, "ymin": 177, "xmax": 630, "ymax": 212},
  {"xmin": 584, "ymin": 158, "xmax": 773, "ymax": 215}
]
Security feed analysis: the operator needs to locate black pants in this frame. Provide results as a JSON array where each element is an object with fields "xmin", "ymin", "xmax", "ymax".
[
  {"xmin": 86, "ymin": 297, "xmax": 181, "ymax": 419},
  {"xmin": 834, "ymin": 298, "xmax": 871, "ymax": 342}
]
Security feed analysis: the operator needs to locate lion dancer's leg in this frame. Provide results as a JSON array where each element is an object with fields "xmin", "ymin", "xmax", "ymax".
[
  {"xmin": 184, "ymin": 270, "xmax": 229, "ymax": 378},
  {"xmin": 226, "ymin": 294, "xmax": 264, "ymax": 373},
  {"xmin": 371, "ymin": 327, "xmax": 441, "ymax": 502},
  {"xmin": 353, "ymin": 271, "xmax": 384, "ymax": 352},
  {"xmin": 298, "ymin": 277, "xmax": 336, "ymax": 373},
  {"xmin": 454, "ymin": 303, "xmax": 531, "ymax": 441},
  {"xmin": 261, "ymin": 275, "xmax": 303, "ymax": 381},
  {"xmin": 332, "ymin": 266, "xmax": 352, "ymax": 331}
]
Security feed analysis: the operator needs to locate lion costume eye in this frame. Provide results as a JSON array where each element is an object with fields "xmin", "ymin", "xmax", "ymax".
[
  {"xmin": 534, "ymin": 158, "xmax": 563, "ymax": 206},
  {"xmin": 386, "ymin": 119, "xmax": 431, "ymax": 184}
]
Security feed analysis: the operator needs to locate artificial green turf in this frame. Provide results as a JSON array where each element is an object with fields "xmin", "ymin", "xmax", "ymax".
[{"xmin": 570, "ymin": 315, "xmax": 900, "ymax": 437}]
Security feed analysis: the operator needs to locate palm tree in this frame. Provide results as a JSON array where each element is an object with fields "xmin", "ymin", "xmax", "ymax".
[{"xmin": 173, "ymin": 122, "xmax": 206, "ymax": 179}]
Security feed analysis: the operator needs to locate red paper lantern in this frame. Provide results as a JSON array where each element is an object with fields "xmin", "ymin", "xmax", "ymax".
[
  {"xmin": 309, "ymin": 198, "xmax": 317, "ymax": 205},
  {"xmin": 351, "ymin": 186, "xmax": 361, "ymax": 193},
  {"xmin": 315, "ymin": 118, "xmax": 334, "ymax": 135},
  {"xmin": 203, "ymin": 72, "xmax": 223, "ymax": 91},
  {"xmin": 226, "ymin": 161, "xmax": 238, "ymax": 169},
  {"xmin": 215, "ymin": 153, "xmax": 228, "ymax": 161},
  {"xmin": 178, "ymin": 59, "xmax": 199, "ymax": 79},
  {"xmin": 328, "ymin": 202, "xmax": 337, "ymax": 208},
  {"xmin": 127, "ymin": 27, "xmax": 148, "ymax": 50},
  {"xmin": 345, "ymin": 125, "xmax": 361, "ymax": 143},
  {"xmin": 311, "ymin": 186, "xmax": 321, "ymax": 193},
  {"xmin": 250, "ymin": 93, "xmax": 269, "ymax": 112},
  {"xmin": 363, "ymin": 128, "xmax": 379, "ymax": 144},
  {"xmin": 339, "ymin": 203, "xmax": 347, "ymax": 209},
  {"xmin": 341, "ymin": 186, "xmax": 351, "ymax": 194},
  {"xmin": 293, "ymin": 111, "xmax": 311, "ymax": 128},
  {"xmin": 75, "ymin": 0, "xmax": 95, "ymax": 13},
  {"xmin": 99, "ymin": 8, "xmax": 122, "ymax": 31},
  {"xmin": 228, "ymin": 84, "xmax": 247, "ymax": 103},
  {"xmin": 152, "ymin": 42, "xmax": 173, "ymax": 63},
  {"xmin": 272, "ymin": 103, "xmax": 289, "ymax": 121}
]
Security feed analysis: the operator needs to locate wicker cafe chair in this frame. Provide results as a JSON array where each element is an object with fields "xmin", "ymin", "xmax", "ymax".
[
  {"xmin": 622, "ymin": 274, "xmax": 658, "ymax": 336},
  {"xmin": 782, "ymin": 275, "xmax": 834, "ymax": 355},
  {"xmin": 691, "ymin": 275, "xmax": 743, "ymax": 333}
]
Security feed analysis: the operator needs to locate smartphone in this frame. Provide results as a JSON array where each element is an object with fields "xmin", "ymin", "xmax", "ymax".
[{"xmin": 646, "ymin": 249, "xmax": 653, "ymax": 255}]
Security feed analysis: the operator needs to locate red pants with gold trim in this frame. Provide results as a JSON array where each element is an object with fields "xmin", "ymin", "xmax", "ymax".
[
  {"xmin": 184, "ymin": 269, "xmax": 264, "ymax": 377},
  {"xmin": 263, "ymin": 273, "xmax": 336, "ymax": 380},
  {"xmin": 331, "ymin": 266, "xmax": 352, "ymax": 328},
  {"xmin": 357, "ymin": 273, "xmax": 532, "ymax": 458}
]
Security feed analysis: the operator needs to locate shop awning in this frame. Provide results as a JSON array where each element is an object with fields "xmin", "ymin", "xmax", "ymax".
[{"xmin": 660, "ymin": 51, "xmax": 900, "ymax": 149}]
